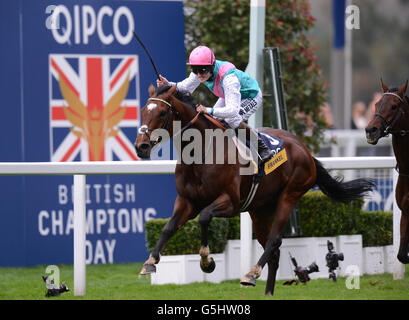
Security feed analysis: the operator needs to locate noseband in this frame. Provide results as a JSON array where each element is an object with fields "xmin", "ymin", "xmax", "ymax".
[
  {"xmin": 138, "ymin": 97, "xmax": 175, "ymax": 147},
  {"xmin": 375, "ymin": 92, "xmax": 409, "ymax": 137},
  {"xmin": 138, "ymin": 97, "xmax": 204, "ymax": 147}
]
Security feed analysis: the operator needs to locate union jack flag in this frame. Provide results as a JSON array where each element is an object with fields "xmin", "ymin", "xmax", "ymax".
[{"xmin": 49, "ymin": 54, "xmax": 140, "ymax": 161}]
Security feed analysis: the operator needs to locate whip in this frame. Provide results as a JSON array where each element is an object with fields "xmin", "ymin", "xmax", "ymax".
[{"xmin": 133, "ymin": 31, "xmax": 161, "ymax": 81}]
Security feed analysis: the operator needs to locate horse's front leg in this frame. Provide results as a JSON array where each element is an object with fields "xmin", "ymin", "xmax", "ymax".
[
  {"xmin": 198, "ymin": 193, "xmax": 236, "ymax": 273},
  {"xmin": 140, "ymin": 196, "xmax": 195, "ymax": 275},
  {"xmin": 397, "ymin": 212, "xmax": 409, "ymax": 263},
  {"xmin": 396, "ymin": 181, "xmax": 409, "ymax": 264}
]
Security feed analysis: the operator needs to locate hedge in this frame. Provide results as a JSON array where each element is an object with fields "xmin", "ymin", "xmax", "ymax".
[
  {"xmin": 298, "ymin": 191, "xmax": 392, "ymax": 247},
  {"xmin": 358, "ymin": 211, "xmax": 393, "ymax": 247},
  {"xmin": 145, "ymin": 217, "xmax": 229, "ymax": 255},
  {"xmin": 145, "ymin": 192, "xmax": 393, "ymax": 255},
  {"xmin": 298, "ymin": 191, "xmax": 363, "ymax": 237}
]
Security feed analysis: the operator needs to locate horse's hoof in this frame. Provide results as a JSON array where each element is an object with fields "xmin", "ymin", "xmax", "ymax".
[
  {"xmin": 240, "ymin": 274, "xmax": 256, "ymax": 287},
  {"xmin": 139, "ymin": 263, "xmax": 156, "ymax": 275},
  {"xmin": 200, "ymin": 257, "xmax": 216, "ymax": 273}
]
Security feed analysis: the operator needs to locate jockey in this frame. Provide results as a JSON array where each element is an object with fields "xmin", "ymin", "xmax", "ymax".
[{"xmin": 157, "ymin": 45, "xmax": 274, "ymax": 165}]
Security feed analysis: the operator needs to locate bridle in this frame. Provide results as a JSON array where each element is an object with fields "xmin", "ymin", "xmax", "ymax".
[
  {"xmin": 138, "ymin": 97, "xmax": 176, "ymax": 147},
  {"xmin": 138, "ymin": 96, "xmax": 228, "ymax": 147},
  {"xmin": 375, "ymin": 92, "xmax": 409, "ymax": 137},
  {"xmin": 376, "ymin": 92, "xmax": 409, "ymax": 178},
  {"xmin": 138, "ymin": 97, "xmax": 205, "ymax": 147}
]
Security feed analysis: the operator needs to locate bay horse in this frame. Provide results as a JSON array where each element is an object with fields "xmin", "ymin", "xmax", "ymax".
[
  {"xmin": 365, "ymin": 80, "xmax": 409, "ymax": 264},
  {"xmin": 134, "ymin": 84, "xmax": 374, "ymax": 295}
]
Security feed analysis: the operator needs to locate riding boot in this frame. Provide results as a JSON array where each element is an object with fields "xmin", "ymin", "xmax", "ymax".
[{"xmin": 237, "ymin": 122, "xmax": 274, "ymax": 164}]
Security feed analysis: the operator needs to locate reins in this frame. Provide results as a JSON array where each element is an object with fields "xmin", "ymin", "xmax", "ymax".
[
  {"xmin": 173, "ymin": 111, "xmax": 227, "ymax": 137},
  {"xmin": 139, "ymin": 96, "xmax": 227, "ymax": 144},
  {"xmin": 202, "ymin": 113, "xmax": 227, "ymax": 131}
]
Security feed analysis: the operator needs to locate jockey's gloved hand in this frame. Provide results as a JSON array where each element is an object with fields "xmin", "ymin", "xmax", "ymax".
[
  {"xmin": 156, "ymin": 75, "xmax": 169, "ymax": 87},
  {"xmin": 196, "ymin": 104, "xmax": 214, "ymax": 115}
]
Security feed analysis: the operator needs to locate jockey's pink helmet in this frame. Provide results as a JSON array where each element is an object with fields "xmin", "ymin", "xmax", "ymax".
[{"xmin": 187, "ymin": 46, "xmax": 215, "ymax": 65}]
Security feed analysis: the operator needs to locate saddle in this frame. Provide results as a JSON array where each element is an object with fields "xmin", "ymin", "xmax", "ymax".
[
  {"xmin": 232, "ymin": 131, "xmax": 287, "ymax": 176},
  {"xmin": 233, "ymin": 131, "xmax": 287, "ymax": 212},
  {"xmin": 202, "ymin": 115, "xmax": 288, "ymax": 212},
  {"xmin": 203, "ymin": 115, "xmax": 287, "ymax": 177}
]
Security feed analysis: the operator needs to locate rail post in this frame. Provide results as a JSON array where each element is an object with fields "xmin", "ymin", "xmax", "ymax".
[
  {"xmin": 393, "ymin": 170, "xmax": 405, "ymax": 279},
  {"xmin": 73, "ymin": 174, "xmax": 86, "ymax": 295}
]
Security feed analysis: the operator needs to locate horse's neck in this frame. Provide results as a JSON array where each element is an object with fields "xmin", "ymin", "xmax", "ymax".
[
  {"xmin": 392, "ymin": 97, "xmax": 409, "ymax": 167},
  {"xmin": 174, "ymin": 120, "xmax": 240, "ymax": 168},
  {"xmin": 173, "ymin": 97, "xmax": 208, "ymax": 132},
  {"xmin": 392, "ymin": 135, "xmax": 409, "ymax": 172},
  {"xmin": 172, "ymin": 101, "xmax": 209, "ymax": 162}
]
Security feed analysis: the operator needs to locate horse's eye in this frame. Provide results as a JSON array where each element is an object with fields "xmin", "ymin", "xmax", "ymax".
[
  {"xmin": 159, "ymin": 110, "xmax": 167, "ymax": 117},
  {"xmin": 392, "ymin": 105, "xmax": 397, "ymax": 110}
]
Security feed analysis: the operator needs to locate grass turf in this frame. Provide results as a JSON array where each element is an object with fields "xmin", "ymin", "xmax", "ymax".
[{"xmin": 1, "ymin": 262, "xmax": 409, "ymax": 300}]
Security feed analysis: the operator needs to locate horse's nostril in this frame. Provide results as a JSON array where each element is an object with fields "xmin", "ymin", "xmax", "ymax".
[
  {"xmin": 140, "ymin": 143, "xmax": 150, "ymax": 150},
  {"xmin": 366, "ymin": 127, "xmax": 377, "ymax": 134}
]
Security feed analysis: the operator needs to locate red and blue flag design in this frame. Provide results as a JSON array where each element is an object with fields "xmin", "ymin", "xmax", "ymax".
[{"xmin": 49, "ymin": 54, "xmax": 140, "ymax": 161}]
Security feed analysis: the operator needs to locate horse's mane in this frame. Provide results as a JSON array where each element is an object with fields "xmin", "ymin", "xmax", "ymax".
[{"xmin": 156, "ymin": 84, "xmax": 196, "ymax": 110}]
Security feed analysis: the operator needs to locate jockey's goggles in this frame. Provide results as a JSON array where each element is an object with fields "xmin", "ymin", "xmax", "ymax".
[{"xmin": 191, "ymin": 65, "xmax": 213, "ymax": 75}]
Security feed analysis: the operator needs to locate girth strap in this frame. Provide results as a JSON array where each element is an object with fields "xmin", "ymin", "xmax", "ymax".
[{"xmin": 240, "ymin": 175, "xmax": 260, "ymax": 212}]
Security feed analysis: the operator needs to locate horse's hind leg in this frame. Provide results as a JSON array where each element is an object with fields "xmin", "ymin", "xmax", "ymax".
[
  {"xmin": 240, "ymin": 208, "xmax": 274, "ymax": 286},
  {"xmin": 242, "ymin": 192, "xmax": 303, "ymax": 295},
  {"xmin": 198, "ymin": 193, "xmax": 237, "ymax": 273},
  {"xmin": 140, "ymin": 196, "xmax": 194, "ymax": 275}
]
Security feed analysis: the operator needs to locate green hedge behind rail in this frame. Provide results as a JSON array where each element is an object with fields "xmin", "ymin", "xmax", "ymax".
[
  {"xmin": 145, "ymin": 192, "xmax": 393, "ymax": 255},
  {"xmin": 145, "ymin": 217, "xmax": 229, "ymax": 255},
  {"xmin": 298, "ymin": 191, "xmax": 392, "ymax": 247}
]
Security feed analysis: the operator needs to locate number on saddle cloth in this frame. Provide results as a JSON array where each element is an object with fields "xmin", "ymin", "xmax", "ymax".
[
  {"xmin": 258, "ymin": 132, "xmax": 283, "ymax": 152},
  {"xmin": 233, "ymin": 132, "xmax": 286, "ymax": 177},
  {"xmin": 255, "ymin": 132, "xmax": 286, "ymax": 177}
]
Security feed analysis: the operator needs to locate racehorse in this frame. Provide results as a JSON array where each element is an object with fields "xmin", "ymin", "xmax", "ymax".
[
  {"xmin": 365, "ymin": 80, "xmax": 409, "ymax": 264},
  {"xmin": 134, "ymin": 84, "xmax": 374, "ymax": 295}
]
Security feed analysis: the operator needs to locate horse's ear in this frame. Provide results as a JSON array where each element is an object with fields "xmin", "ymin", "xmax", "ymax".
[
  {"xmin": 148, "ymin": 84, "xmax": 156, "ymax": 97},
  {"xmin": 380, "ymin": 78, "xmax": 388, "ymax": 93},
  {"xmin": 398, "ymin": 80, "xmax": 408, "ymax": 96}
]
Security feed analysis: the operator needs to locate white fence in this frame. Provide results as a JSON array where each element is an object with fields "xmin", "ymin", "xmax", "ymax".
[
  {"xmin": 321, "ymin": 129, "xmax": 393, "ymax": 157},
  {"xmin": 0, "ymin": 157, "xmax": 404, "ymax": 295}
]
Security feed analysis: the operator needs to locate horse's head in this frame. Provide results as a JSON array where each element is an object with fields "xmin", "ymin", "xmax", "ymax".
[
  {"xmin": 134, "ymin": 84, "xmax": 177, "ymax": 158},
  {"xmin": 365, "ymin": 80, "xmax": 409, "ymax": 145}
]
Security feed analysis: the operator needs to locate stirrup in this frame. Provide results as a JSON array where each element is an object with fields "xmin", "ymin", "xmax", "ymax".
[
  {"xmin": 259, "ymin": 153, "xmax": 273, "ymax": 165},
  {"xmin": 258, "ymin": 141, "xmax": 274, "ymax": 164}
]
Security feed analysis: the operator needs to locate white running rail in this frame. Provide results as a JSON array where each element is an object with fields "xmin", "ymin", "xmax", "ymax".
[{"xmin": 0, "ymin": 157, "xmax": 403, "ymax": 295}]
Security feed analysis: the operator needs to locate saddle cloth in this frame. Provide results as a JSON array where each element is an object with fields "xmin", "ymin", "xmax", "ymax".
[
  {"xmin": 232, "ymin": 131, "xmax": 287, "ymax": 177},
  {"xmin": 234, "ymin": 132, "xmax": 288, "ymax": 212}
]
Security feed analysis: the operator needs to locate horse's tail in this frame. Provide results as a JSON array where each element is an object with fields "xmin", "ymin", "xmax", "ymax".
[{"xmin": 313, "ymin": 157, "xmax": 375, "ymax": 203}]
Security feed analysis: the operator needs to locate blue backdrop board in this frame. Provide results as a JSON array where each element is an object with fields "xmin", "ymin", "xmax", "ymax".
[{"xmin": 0, "ymin": 0, "xmax": 185, "ymax": 266}]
